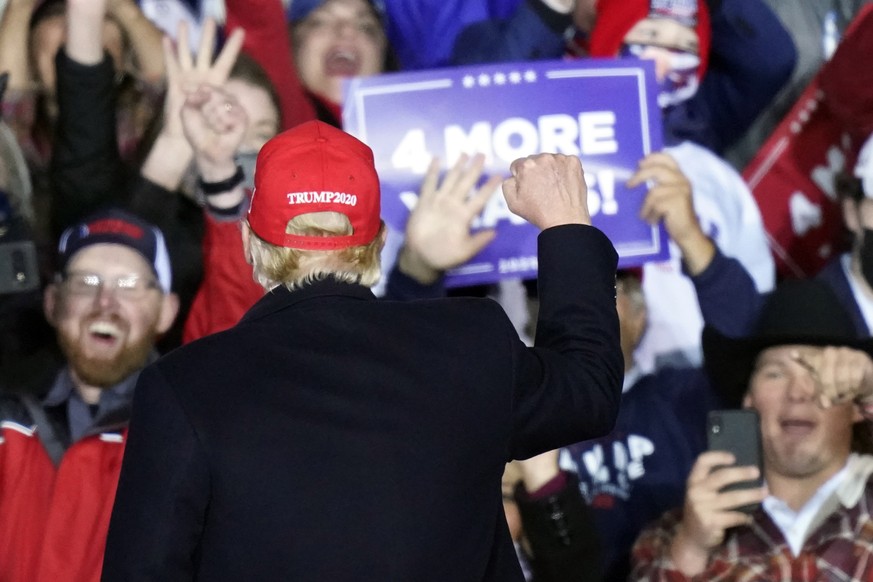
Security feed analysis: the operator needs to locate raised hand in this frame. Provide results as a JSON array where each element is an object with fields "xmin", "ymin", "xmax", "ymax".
[
  {"xmin": 634, "ymin": 152, "xmax": 699, "ymax": 242},
  {"xmin": 181, "ymin": 85, "xmax": 248, "ymax": 181},
  {"xmin": 161, "ymin": 19, "xmax": 245, "ymax": 141},
  {"xmin": 791, "ymin": 347, "xmax": 873, "ymax": 410},
  {"xmin": 140, "ymin": 19, "xmax": 244, "ymax": 191},
  {"xmin": 502, "ymin": 153, "xmax": 590, "ymax": 230},
  {"xmin": 633, "ymin": 151, "xmax": 714, "ymax": 275},
  {"xmin": 397, "ymin": 154, "xmax": 500, "ymax": 284}
]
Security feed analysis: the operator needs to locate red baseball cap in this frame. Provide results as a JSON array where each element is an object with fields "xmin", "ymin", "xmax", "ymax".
[{"xmin": 247, "ymin": 120, "xmax": 382, "ymax": 250}]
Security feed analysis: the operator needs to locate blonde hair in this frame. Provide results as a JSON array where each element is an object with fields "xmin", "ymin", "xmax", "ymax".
[{"xmin": 244, "ymin": 212, "xmax": 384, "ymax": 291}]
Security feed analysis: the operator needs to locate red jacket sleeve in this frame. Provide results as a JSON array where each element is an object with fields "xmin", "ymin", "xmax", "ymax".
[
  {"xmin": 224, "ymin": 0, "xmax": 317, "ymax": 129},
  {"xmin": 182, "ymin": 214, "xmax": 263, "ymax": 343}
]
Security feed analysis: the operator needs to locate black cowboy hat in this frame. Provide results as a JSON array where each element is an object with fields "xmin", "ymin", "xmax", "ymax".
[{"xmin": 702, "ymin": 278, "xmax": 873, "ymax": 408}]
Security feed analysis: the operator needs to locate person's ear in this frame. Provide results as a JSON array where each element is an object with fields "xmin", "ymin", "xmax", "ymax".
[
  {"xmin": 843, "ymin": 197, "xmax": 861, "ymax": 236},
  {"xmin": 742, "ymin": 393, "xmax": 754, "ymax": 409},
  {"xmin": 850, "ymin": 397, "xmax": 866, "ymax": 424},
  {"xmin": 630, "ymin": 305, "xmax": 648, "ymax": 348},
  {"xmin": 377, "ymin": 222, "xmax": 387, "ymax": 251},
  {"xmin": 156, "ymin": 292, "xmax": 180, "ymax": 335},
  {"xmin": 43, "ymin": 283, "xmax": 59, "ymax": 327},
  {"xmin": 241, "ymin": 222, "xmax": 254, "ymax": 265}
]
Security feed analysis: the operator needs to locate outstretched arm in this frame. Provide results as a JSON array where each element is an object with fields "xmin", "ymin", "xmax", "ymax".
[
  {"xmin": 687, "ymin": 0, "xmax": 796, "ymax": 153},
  {"xmin": 633, "ymin": 152, "xmax": 715, "ymax": 276},
  {"xmin": 175, "ymin": 82, "xmax": 262, "ymax": 345},
  {"xmin": 107, "ymin": 0, "xmax": 166, "ymax": 83},
  {"xmin": 631, "ymin": 151, "xmax": 764, "ymax": 337},
  {"xmin": 0, "ymin": 0, "xmax": 38, "ymax": 92},
  {"xmin": 51, "ymin": 0, "xmax": 126, "ymax": 234},
  {"xmin": 0, "ymin": 0, "xmax": 40, "ymax": 146},
  {"xmin": 505, "ymin": 154, "xmax": 621, "ymax": 457}
]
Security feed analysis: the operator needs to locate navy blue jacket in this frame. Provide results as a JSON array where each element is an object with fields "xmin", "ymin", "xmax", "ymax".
[{"xmin": 817, "ymin": 256, "xmax": 871, "ymax": 337}]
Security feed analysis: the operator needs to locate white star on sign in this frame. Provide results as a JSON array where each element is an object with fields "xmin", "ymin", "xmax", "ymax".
[
  {"xmin": 811, "ymin": 144, "xmax": 846, "ymax": 201},
  {"xmin": 789, "ymin": 191, "xmax": 823, "ymax": 236}
]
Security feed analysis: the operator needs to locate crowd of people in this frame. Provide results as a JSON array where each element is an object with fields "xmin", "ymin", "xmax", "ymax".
[{"xmin": 1, "ymin": 0, "xmax": 873, "ymax": 580}]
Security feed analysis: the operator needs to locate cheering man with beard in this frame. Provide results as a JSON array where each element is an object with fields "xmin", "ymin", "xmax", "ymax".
[{"xmin": 0, "ymin": 208, "xmax": 179, "ymax": 582}]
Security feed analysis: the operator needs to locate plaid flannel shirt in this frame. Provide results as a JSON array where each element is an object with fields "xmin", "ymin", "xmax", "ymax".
[{"xmin": 630, "ymin": 454, "xmax": 873, "ymax": 582}]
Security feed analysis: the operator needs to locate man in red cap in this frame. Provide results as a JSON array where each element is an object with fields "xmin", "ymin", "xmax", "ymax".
[{"xmin": 101, "ymin": 119, "xmax": 622, "ymax": 581}]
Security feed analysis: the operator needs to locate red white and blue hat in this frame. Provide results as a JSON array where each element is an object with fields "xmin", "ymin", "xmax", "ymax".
[{"xmin": 57, "ymin": 208, "xmax": 173, "ymax": 293}]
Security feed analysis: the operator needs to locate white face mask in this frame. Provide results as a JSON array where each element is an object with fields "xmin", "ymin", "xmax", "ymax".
[
  {"xmin": 236, "ymin": 150, "xmax": 259, "ymax": 192},
  {"xmin": 620, "ymin": 43, "xmax": 701, "ymax": 109},
  {"xmin": 856, "ymin": 133, "xmax": 873, "ymax": 200}
]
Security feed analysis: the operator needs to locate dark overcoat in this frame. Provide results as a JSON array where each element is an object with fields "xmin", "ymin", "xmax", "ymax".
[{"xmin": 102, "ymin": 225, "xmax": 622, "ymax": 581}]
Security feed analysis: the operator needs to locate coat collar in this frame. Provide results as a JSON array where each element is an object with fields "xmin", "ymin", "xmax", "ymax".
[{"xmin": 240, "ymin": 276, "xmax": 377, "ymax": 324}]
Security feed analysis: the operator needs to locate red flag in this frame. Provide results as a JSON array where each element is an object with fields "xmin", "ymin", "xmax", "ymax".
[{"xmin": 742, "ymin": 5, "xmax": 873, "ymax": 279}]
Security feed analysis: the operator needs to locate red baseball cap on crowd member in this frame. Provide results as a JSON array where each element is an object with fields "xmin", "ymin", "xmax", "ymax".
[
  {"xmin": 589, "ymin": 0, "xmax": 711, "ymax": 80},
  {"xmin": 247, "ymin": 120, "xmax": 382, "ymax": 250}
]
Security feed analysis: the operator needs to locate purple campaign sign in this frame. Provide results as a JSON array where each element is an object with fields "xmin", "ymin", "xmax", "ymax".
[{"xmin": 343, "ymin": 58, "xmax": 668, "ymax": 288}]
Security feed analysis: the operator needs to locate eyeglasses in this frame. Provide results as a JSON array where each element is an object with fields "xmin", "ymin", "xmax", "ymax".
[{"xmin": 58, "ymin": 271, "xmax": 160, "ymax": 299}]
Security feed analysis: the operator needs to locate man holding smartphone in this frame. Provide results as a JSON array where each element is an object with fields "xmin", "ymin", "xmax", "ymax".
[{"xmin": 630, "ymin": 278, "xmax": 873, "ymax": 581}]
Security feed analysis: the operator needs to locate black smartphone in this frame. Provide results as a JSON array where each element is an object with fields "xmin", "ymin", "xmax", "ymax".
[
  {"xmin": 707, "ymin": 409, "xmax": 764, "ymax": 514},
  {"xmin": 0, "ymin": 240, "xmax": 40, "ymax": 294}
]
